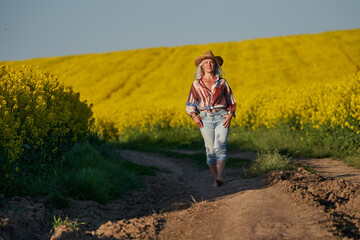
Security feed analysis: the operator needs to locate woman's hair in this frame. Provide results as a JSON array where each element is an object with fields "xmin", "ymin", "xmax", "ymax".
[{"xmin": 194, "ymin": 59, "xmax": 224, "ymax": 80}]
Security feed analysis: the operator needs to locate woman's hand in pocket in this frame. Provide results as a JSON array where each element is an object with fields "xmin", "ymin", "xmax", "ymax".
[{"xmin": 223, "ymin": 114, "xmax": 232, "ymax": 128}]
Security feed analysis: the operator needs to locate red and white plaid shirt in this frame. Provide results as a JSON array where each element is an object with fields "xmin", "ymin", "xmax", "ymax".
[{"xmin": 186, "ymin": 76, "xmax": 236, "ymax": 117}]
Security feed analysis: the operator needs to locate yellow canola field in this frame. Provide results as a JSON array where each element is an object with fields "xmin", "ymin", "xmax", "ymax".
[
  {"xmin": 236, "ymin": 72, "xmax": 360, "ymax": 130},
  {"xmin": 1, "ymin": 29, "xmax": 360, "ymax": 139}
]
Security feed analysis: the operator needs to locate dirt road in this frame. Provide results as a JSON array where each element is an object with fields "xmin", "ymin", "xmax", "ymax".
[
  {"xmin": 121, "ymin": 150, "xmax": 360, "ymax": 240},
  {"xmin": 1, "ymin": 150, "xmax": 360, "ymax": 239}
]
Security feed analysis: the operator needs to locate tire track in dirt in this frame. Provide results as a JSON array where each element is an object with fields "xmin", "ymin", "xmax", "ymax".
[{"xmin": 298, "ymin": 157, "xmax": 360, "ymax": 184}]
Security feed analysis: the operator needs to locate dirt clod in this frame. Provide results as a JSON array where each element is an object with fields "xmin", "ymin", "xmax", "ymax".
[
  {"xmin": 267, "ymin": 168, "xmax": 360, "ymax": 239},
  {"xmin": 0, "ymin": 196, "xmax": 49, "ymax": 240}
]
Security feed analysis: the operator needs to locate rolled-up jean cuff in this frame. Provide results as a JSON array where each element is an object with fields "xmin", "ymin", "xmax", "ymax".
[{"xmin": 207, "ymin": 159, "xmax": 227, "ymax": 165}]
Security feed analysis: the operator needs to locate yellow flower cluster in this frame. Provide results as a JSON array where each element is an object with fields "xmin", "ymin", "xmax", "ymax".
[
  {"xmin": 235, "ymin": 71, "xmax": 360, "ymax": 132},
  {"xmin": 0, "ymin": 66, "xmax": 94, "ymax": 179},
  {"xmin": 95, "ymin": 103, "xmax": 192, "ymax": 140}
]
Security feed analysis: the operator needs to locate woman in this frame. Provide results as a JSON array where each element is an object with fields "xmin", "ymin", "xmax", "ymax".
[{"xmin": 186, "ymin": 50, "xmax": 236, "ymax": 187}]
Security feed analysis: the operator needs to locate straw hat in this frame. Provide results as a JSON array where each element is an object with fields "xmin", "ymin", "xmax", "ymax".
[{"xmin": 195, "ymin": 50, "xmax": 223, "ymax": 67}]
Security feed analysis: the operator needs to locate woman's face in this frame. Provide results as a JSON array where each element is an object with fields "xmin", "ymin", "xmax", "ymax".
[{"xmin": 202, "ymin": 59, "xmax": 216, "ymax": 74}]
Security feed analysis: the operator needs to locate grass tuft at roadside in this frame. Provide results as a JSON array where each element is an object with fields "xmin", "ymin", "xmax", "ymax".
[{"xmin": 243, "ymin": 150, "xmax": 291, "ymax": 178}]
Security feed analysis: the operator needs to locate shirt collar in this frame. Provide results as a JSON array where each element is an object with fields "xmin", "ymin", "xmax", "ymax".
[{"xmin": 198, "ymin": 75, "xmax": 220, "ymax": 82}]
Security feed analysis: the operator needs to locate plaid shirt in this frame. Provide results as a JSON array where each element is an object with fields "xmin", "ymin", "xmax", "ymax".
[{"xmin": 186, "ymin": 76, "xmax": 236, "ymax": 117}]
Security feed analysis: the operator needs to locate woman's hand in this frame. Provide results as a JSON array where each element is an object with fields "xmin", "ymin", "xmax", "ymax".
[
  {"xmin": 223, "ymin": 114, "xmax": 232, "ymax": 128},
  {"xmin": 193, "ymin": 116, "xmax": 203, "ymax": 128}
]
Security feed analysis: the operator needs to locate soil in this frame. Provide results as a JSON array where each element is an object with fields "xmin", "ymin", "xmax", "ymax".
[{"xmin": 1, "ymin": 150, "xmax": 360, "ymax": 240}]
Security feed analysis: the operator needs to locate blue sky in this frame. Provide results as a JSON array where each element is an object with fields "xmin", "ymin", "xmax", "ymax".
[{"xmin": 0, "ymin": 0, "xmax": 359, "ymax": 61}]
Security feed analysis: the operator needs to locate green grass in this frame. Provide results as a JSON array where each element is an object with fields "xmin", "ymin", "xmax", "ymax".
[
  {"xmin": 228, "ymin": 123, "xmax": 360, "ymax": 162},
  {"xmin": 227, "ymin": 157, "xmax": 252, "ymax": 168},
  {"xmin": 50, "ymin": 215, "xmax": 85, "ymax": 235},
  {"xmin": 4, "ymin": 135, "xmax": 159, "ymax": 207},
  {"xmin": 114, "ymin": 126, "xmax": 204, "ymax": 152},
  {"xmin": 242, "ymin": 150, "xmax": 291, "ymax": 178},
  {"xmin": 61, "ymin": 141, "xmax": 158, "ymax": 204},
  {"xmin": 343, "ymin": 155, "xmax": 360, "ymax": 169}
]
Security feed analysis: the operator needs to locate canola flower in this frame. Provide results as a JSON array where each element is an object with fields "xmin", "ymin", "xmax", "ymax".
[
  {"xmin": 0, "ymin": 66, "xmax": 93, "ymax": 181},
  {"xmin": 1, "ymin": 29, "xmax": 359, "ymax": 141},
  {"xmin": 235, "ymin": 71, "xmax": 360, "ymax": 131}
]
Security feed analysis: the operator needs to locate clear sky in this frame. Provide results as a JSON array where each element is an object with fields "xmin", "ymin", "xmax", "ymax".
[{"xmin": 0, "ymin": 0, "xmax": 359, "ymax": 61}]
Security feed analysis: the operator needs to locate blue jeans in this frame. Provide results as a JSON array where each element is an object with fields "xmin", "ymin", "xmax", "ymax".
[{"xmin": 199, "ymin": 109, "xmax": 229, "ymax": 165}]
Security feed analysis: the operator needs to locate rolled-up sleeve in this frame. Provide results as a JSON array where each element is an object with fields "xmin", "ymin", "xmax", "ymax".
[{"xmin": 186, "ymin": 84, "xmax": 200, "ymax": 117}]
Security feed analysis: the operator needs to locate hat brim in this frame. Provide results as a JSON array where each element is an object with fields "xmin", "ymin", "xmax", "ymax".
[{"xmin": 195, "ymin": 55, "xmax": 223, "ymax": 67}]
